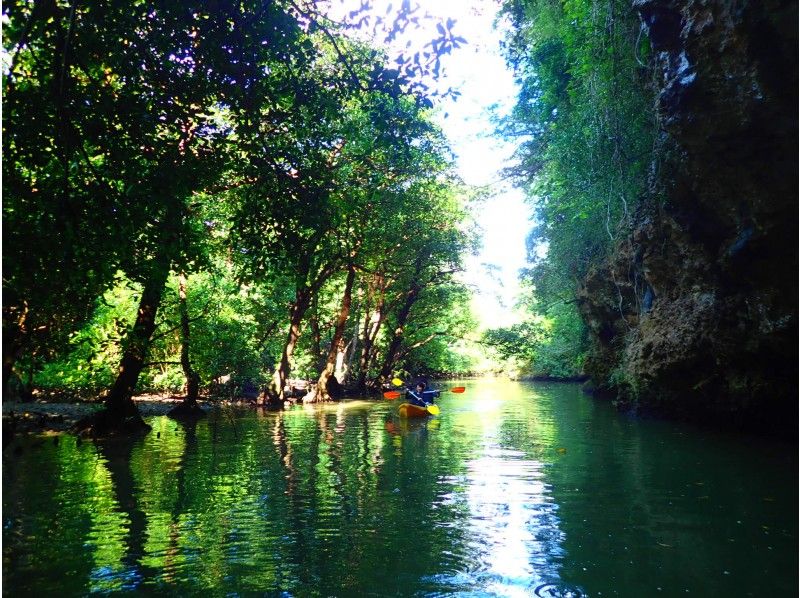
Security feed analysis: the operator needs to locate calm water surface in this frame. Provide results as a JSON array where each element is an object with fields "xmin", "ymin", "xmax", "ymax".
[{"xmin": 3, "ymin": 380, "xmax": 797, "ymax": 596}]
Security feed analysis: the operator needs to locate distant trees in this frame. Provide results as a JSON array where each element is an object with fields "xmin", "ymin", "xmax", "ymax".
[{"xmin": 3, "ymin": 0, "xmax": 477, "ymax": 432}]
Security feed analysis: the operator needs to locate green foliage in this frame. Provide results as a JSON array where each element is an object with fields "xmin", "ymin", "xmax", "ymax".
[
  {"xmin": 400, "ymin": 282, "xmax": 478, "ymax": 377},
  {"xmin": 501, "ymin": 0, "xmax": 655, "ymax": 288},
  {"xmin": 146, "ymin": 271, "xmax": 275, "ymax": 391},
  {"xmin": 34, "ymin": 266, "xmax": 281, "ymax": 395},
  {"xmin": 482, "ymin": 301, "xmax": 588, "ymax": 378},
  {"xmin": 189, "ymin": 288, "xmax": 275, "ymax": 387},
  {"xmin": 35, "ymin": 277, "xmax": 140, "ymax": 394},
  {"xmin": 2, "ymin": 0, "xmax": 315, "ymax": 398},
  {"xmin": 530, "ymin": 301, "xmax": 588, "ymax": 377},
  {"xmin": 491, "ymin": 0, "xmax": 656, "ymax": 378},
  {"xmin": 4, "ymin": 0, "xmax": 479, "ymax": 400},
  {"xmin": 483, "ymin": 321, "xmax": 543, "ymax": 365}
]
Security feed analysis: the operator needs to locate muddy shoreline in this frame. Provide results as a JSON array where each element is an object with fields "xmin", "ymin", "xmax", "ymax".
[{"xmin": 2, "ymin": 394, "xmax": 218, "ymax": 436}]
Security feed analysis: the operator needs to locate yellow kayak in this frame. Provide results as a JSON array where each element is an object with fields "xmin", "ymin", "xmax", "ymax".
[{"xmin": 398, "ymin": 403, "xmax": 439, "ymax": 417}]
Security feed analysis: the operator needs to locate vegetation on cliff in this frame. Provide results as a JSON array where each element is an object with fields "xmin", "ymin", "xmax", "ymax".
[
  {"xmin": 492, "ymin": 0, "xmax": 797, "ymax": 432},
  {"xmin": 485, "ymin": 0, "xmax": 656, "ymax": 379}
]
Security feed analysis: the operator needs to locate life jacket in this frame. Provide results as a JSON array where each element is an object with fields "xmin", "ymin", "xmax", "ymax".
[{"xmin": 407, "ymin": 389, "xmax": 439, "ymax": 404}]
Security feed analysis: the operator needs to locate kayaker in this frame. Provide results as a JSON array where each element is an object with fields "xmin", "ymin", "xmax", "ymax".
[{"xmin": 407, "ymin": 379, "xmax": 440, "ymax": 407}]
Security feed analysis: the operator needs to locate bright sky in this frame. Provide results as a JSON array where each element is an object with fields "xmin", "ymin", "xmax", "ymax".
[
  {"xmin": 327, "ymin": 0, "xmax": 532, "ymax": 330},
  {"xmin": 421, "ymin": 1, "xmax": 531, "ymax": 330}
]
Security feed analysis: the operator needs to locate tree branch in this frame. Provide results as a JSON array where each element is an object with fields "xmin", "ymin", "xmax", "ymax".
[
  {"xmin": 399, "ymin": 331, "xmax": 445, "ymax": 357},
  {"xmin": 287, "ymin": 0, "xmax": 366, "ymax": 92}
]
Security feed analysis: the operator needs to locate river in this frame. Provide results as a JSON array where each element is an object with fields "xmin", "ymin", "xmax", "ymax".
[{"xmin": 3, "ymin": 379, "xmax": 797, "ymax": 596}]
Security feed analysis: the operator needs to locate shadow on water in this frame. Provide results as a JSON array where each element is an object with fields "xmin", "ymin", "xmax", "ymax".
[
  {"xmin": 93, "ymin": 435, "xmax": 154, "ymax": 590},
  {"xmin": 86, "ymin": 417, "xmax": 207, "ymax": 593},
  {"xmin": 163, "ymin": 417, "xmax": 199, "ymax": 585},
  {"xmin": 270, "ymin": 408, "xmax": 316, "ymax": 591}
]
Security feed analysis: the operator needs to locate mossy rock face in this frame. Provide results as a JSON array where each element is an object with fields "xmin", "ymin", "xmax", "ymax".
[{"xmin": 575, "ymin": 0, "xmax": 798, "ymax": 435}]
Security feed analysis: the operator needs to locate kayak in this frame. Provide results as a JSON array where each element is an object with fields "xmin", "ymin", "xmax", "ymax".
[{"xmin": 398, "ymin": 402, "xmax": 437, "ymax": 418}]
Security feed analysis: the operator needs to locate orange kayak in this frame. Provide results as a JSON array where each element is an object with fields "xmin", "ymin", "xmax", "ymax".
[{"xmin": 398, "ymin": 403, "xmax": 434, "ymax": 418}]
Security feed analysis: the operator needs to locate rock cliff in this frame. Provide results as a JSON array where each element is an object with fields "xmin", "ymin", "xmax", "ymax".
[{"xmin": 578, "ymin": 0, "xmax": 798, "ymax": 433}]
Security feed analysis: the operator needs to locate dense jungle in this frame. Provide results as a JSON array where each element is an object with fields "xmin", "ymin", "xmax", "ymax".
[
  {"xmin": 3, "ymin": 0, "xmax": 796, "ymax": 435},
  {"xmin": 2, "ymin": 0, "xmax": 797, "ymax": 595}
]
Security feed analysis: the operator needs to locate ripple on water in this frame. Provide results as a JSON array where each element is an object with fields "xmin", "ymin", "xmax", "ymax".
[
  {"xmin": 428, "ymin": 442, "xmax": 572, "ymax": 596},
  {"xmin": 532, "ymin": 582, "xmax": 587, "ymax": 597}
]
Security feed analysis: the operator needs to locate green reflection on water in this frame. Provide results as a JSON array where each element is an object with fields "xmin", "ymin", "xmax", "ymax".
[{"xmin": 3, "ymin": 381, "xmax": 797, "ymax": 596}]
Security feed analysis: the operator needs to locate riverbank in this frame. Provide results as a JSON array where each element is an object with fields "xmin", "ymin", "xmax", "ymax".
[{"xmin": 2, "ymin": 394, "xmax": 215, "ymax": 436}]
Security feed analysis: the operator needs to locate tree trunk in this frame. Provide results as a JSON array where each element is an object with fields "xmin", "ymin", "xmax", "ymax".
[
  {"xmin": 355, "ymin": 304, "xmax": 373, "ymax": 392},
  {"xmin": 355, "ymin": 274, "xmax": 387, "ymax": 392},
  {"xmin": 315, "ymin": 266, "xmax": 356, "ymax": 402},
  {"xmin": 308, "ymin": 301, "xmax": 325, "ymax": 371},
  {"xmin": 377, "ymin": 283, "xmax": 421, "ymax": 384},
  {"xmin": 74, "ymin": 260, "xmax": 170, "ymax": 435},
  {"xmin": 2, "ymin": 351, "xmax": 15, "ymax": 400},
  {"xmin": 356, "ymin": 309, "xmax": 386, "ymax": 392},
  {"xmin": 339, "ymin": 321, "xmax": 360, "ymax": 384},
  {"xmin": 266, "ymin": 291, "xmax": 310, "ymax": 404},
  {"xmin": 264, "ymin": 252, "xmax": 342, "ymax": 405},
  {"xmin": 178, "ymin": 273, "xmax": 200, "ymax": 403},
  {"xmin": 168, "ymin": 272, "xmax": 205, "ymax": 419},
  {"xmin": 334, "ymin": 342, "xmax": 348, "ymax": 384},
  {"xmin": 2, "ymin": 301, "xmax": 28, "ymax": 400},
  {"xmin": 107, "ymin": 264, "xmax": 169, "ymax": 410}
]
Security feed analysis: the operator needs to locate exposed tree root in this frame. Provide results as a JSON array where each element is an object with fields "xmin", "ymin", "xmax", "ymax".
[
  {"xmin": 72, "ymin": 408, "xmax": 151, "ymax": 438},
  {"xmin": 167, "ymin": 401, "xmax": 207, "ymax": 419}
]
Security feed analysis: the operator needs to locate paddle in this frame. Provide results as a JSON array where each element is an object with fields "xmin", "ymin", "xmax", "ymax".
[
  {"xmin": 385, "ymin": 387, "xmax": 463, "ymax": 398},
  {"xmin": 391, "ymin": 376, "xmax": 466, "ymax": 394},
  {"xmin": 384, "ymin": 381, "xmax": 464, "ymax": 410}
]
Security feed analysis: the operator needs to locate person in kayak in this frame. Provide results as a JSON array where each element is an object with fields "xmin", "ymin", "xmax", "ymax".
[{"xmin": 407, "ymin": 379, "xmax": 440, "ymax": 408}]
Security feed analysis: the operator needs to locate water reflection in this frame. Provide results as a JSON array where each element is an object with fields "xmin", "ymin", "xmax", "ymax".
[
  {"xmin": 91, "ymin": 436, "xmax": 152, "ymax": 592},
  {"xmin": 3, "ymin": 383, "xmax": 796, "ymax": 596},
  {"xmin": 469, "ymin": 447, "xmax": 563, "ymax": 592}
]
